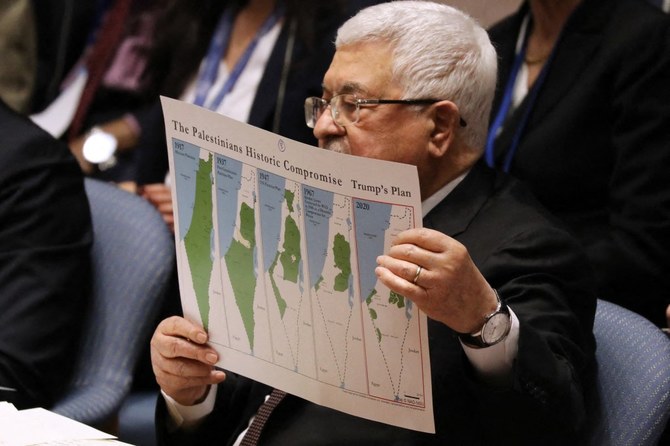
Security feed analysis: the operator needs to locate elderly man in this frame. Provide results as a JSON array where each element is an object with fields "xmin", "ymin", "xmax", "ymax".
[{"xmin": 150, "ymin": 2, "xmax": 596, "ymax": 444}]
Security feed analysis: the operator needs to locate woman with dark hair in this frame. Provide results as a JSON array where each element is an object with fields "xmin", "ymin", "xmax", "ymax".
[
  {"xmin": 133, "ymin": 0, "xmax": 378, "ymax": 231},
  {"xmin": 144, "ymin": 0, "xmax": 348, "ymax": 101},
  {"xmin": 125, "ymin": 0, "xmax": 381, "ymax": 394}
]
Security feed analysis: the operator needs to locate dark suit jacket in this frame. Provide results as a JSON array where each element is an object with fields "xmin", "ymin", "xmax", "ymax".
[
  {"xmin": 487, "ymin": 0, "xmax": 670, "ymax": 326},
  {"xmin": 0, "ymin": 100, "xmax": 92, "ymax": 408},
  {"xmin": 30, "ymin": 0, "xmax": 95, "ymax": 113},
  {"xmin": 156, "ymin": 162, "xmax": 597, "ymax": 445}
]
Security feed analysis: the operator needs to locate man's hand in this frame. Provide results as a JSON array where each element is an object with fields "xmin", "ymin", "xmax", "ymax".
[
  {"xmin": 375, "ymin": 228, "xmax": 497, "ymax": 334},
  {"xmin": 151, "ymin": 316, "xmax": 226, "ymax": 406},
  {"xmin": 68, "ymin": 135, "xmax": 96, "ymax": 175},
  {"xmin": 138, "ymin": 183, "xmax": 174, "ymax": 232}
]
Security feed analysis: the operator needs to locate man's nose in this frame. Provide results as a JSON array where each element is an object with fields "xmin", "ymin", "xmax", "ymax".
[{"xmin": 313, "ymin": 107, "xmax": 346, "ymax": 140}]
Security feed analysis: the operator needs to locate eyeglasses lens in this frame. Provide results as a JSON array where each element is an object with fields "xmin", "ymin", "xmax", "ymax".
[{"xmin": 304, "ymin": 95, "xmax": 360, "ymax": 128}]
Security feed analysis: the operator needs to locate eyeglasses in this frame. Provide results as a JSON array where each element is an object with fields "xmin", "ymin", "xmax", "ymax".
[{"xmin": 304, "ymin": 94, "xmax": 467, "ymax": 128}]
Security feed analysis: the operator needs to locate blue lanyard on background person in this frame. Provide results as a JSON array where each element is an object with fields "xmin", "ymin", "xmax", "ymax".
[
  {"xmin": 193, "ymin": 1, "xmax": 284, "ymax": 110},
  {"xmin": 485, "ymin": 17, "xmax": 558, "ymax": 173}
]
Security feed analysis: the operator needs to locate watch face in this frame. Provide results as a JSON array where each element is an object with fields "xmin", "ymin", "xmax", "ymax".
[
  {"xmin": 83, "ymin": 131, "xmax": 117, "ymax": 163},
  {"xmin": 482, "ymin": 312, "xmax": 510, "ymax": 344}
]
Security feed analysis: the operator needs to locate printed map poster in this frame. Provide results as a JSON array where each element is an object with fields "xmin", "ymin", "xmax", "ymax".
[{"xmin": 161, "ymin": 97, "xmax": 434, "ymax": 433}]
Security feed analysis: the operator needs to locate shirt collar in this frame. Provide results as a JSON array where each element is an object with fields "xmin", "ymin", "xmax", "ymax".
[{"xmin": 421, "ymin": 170, "xmax": 469, "ymax": 218}]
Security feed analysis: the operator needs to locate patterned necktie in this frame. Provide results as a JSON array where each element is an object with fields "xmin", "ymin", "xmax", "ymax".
[
  {"xmin": 239, "ymin": 388, "xmax": 287, "ymax": 446},
  {"xmin": 67, "ymin": 0, "xmax": 132, "ymax": 141}
]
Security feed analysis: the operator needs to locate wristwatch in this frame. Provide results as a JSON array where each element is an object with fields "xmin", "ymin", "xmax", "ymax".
[
  {"xmin": 82, "ymin": 127, "xmax": 118, "ymax": 171},
  {"xmin": 458, "ymin": 289, "xmax": 511, "ymax": 349}
]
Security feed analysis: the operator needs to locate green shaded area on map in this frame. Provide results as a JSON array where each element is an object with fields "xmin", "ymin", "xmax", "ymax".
[
  {"xmin": 332, "ymin": 233, "xmax": 351, "ymax": 292},
  {"xmin": 366, "ymin": 288, "xmax": 377, "ymax": 305},
  {"xmin": 284, "ymin": 189, "xmax": 295, "ymax": 212},
  {"xmin": 269, "ymin": 193, "xmax": 302, "ymax": 318},
  {"xmin": 184, "ymin": 154, "xmax": 214, "ymax": 330},
  {"xmin": 279, "ymin": 215, "xmax": 301, "ymax": 283},
  {"xmin": 224, "ymin": 202, "xmax": 258, "ymax": 350},
  {"xmin": 314, "ymin": 275, "xmax": 324, "ymax": 291},
  {"xmin": 268, "ymin": 252, "xmax": 287, "ymax": 317},
  {"xmin": 365, "ymin": 289, "xmax": 384, "ymax": 343},
  {"xmin": 389, "ymin": 291, "xmax": 405, "ymax": 309}
]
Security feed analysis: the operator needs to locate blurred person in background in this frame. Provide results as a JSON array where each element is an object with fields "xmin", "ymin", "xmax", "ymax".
[
  {"xmin": 0, "ymin": 0, "xmax": 36, "ymax": 114},
  {"xmin": 486, "ymin": 0, "xmax": 670, "ymax": 327},
  {"xmin": 30, "ymin": 0, "xmax": 162, "ymax": 184},
  {"xmin": 134, "ymin": 0, "xmax": 382, "ymax": 231}
]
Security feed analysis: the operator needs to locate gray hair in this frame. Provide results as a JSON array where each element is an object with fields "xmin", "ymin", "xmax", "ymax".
[{"xmin": 335, "ymin": 1, "xmax": 497, "ymax": 152}]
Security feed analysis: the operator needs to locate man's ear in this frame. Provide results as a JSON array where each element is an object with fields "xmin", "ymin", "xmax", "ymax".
[{"xmin": 428, "ymin": 100, "xmax": 461, "ymax": 158}]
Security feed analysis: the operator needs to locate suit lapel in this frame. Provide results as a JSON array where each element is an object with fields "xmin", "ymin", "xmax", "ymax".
[
  {"xmin": 528, "ymin": 0, "xmax": 610, "ymax": 126},
  {"xmin": 423, "ymin": 162, "xmax": 496, "ymax": 237}
]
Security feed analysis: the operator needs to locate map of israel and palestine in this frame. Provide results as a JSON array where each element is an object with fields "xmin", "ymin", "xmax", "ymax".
[{"xmin": 162, "ymin": 97, "xmax": 434, "ymax": 433}]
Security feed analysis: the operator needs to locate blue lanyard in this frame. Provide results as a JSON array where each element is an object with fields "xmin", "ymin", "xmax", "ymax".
[
  {"xmin": 193, "ymin": 2, "xmax": 284, "ymax": 110},
  {"xmin": 485, "ymin": 19, "xmax": 557, "ymax": 173}
]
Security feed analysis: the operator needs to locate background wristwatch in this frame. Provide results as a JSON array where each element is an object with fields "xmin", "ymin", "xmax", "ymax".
[
  {"xmin": 82, "ymin": 127, "xmax": 118, "ymax": 171},
  {"xmin": 459, "ymin": 289, "xmax": 511, "ymax": 348}
]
